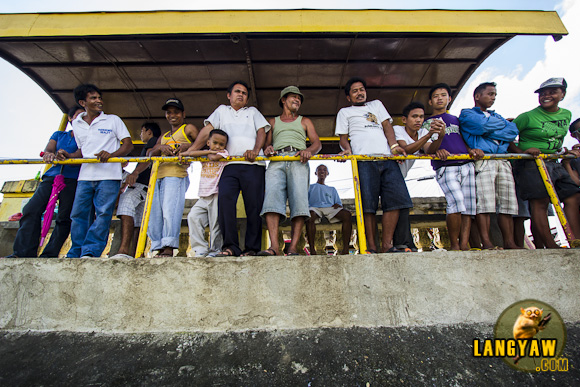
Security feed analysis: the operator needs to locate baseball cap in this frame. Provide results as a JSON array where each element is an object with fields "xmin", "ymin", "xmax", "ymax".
[
  {"xmin": 279, "ymin": 86, "xmax": 304, "ymax": 107},
  {"xmin": 534, "ymin": 78, "xmax": 567, "ymax": 93},
  {"xmin": 162, "ymin": 98, "xmax": 185, "ymax": 111}
]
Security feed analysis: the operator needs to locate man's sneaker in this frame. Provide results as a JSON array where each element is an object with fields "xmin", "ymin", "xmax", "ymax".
[{"xmin": 110, "ymin": 253, "xmax": 134, "ymax": 259}]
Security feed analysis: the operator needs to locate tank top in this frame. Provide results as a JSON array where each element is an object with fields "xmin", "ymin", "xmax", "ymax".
[
  {"xmin": 158, "ymin": 124, "xmax": 191, "ymax": 179},
  {"xmin": 272, "ymin": 116, "xmax": 306, "ymax": 151}
]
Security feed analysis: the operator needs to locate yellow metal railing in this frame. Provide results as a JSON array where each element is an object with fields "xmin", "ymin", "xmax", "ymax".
[{"xmin": 1, "ymin": 153, "xmax": 575, "ymax": 256}]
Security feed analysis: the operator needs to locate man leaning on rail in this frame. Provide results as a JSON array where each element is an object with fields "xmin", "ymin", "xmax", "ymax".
[
  {"xmin": 258, "ymin": 86, "xmax": 322, "ymax": 256},
  {"xmin": 5, "ymin": 106, "xmax": 84, "ymax": 258},
  {"xmin": 58, "ymin": 84, "xmax": 134, "ymax": 258},
  {"xmin": 183, "ymin": 80, "xmax": 270, "ymax": 257},
  {"xmin": 459, "ymin": 82, "xmax": 520, "ymax": 250},
  {"xmin": 335, "ymin": 77, "xmax": 413, "ymax": 254}
]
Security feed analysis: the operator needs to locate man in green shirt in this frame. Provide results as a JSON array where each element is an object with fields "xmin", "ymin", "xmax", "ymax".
[
  {"xmin": 509, "ymin": 77, "xmax": 580, "ymax": 248},
  {"xmin": 258, "ymin": 86, "xmax": 322, "ymax": 256}
]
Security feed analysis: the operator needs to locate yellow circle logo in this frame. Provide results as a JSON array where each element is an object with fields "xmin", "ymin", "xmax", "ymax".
[{"xmin": 493, "ymin": 299, "xmax": 567, "ymax": 372}]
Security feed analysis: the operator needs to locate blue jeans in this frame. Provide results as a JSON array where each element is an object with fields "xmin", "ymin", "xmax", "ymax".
[
  {"xmin": 260, "ymin": 154, "xmax": 310, "ymax": 221},
  {"xmin": 67, "ymin": 180, "xmax": 120, "ymax": 257},
  {"xmin": 147, "ymin": 176, "xmax": 189, "ymax": 251}
]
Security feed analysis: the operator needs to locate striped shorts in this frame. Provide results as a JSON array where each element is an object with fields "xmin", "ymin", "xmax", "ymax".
[
  {"xmin": 435, "ymin": 163, "xmax": 476, "ymax": 215},
  {"xmin": 474, "ymin": 159, "xmax": 518, "ymax": 215}
]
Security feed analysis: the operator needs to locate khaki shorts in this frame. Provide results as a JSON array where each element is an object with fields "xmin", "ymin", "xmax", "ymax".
[{"xmin": 310, "ymin": 206, "xmax": 342, "ymax": 224}]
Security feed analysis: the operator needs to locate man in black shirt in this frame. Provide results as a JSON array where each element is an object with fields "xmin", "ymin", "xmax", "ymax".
[{"xmin": 113, "ymin": 122, "xmax": 161, "ymax": 257}]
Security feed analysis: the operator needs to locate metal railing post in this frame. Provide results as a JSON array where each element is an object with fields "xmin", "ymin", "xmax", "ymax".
[
  {"xmin": 534, "ymin": 158, "xmax": 575, "ymax": 242},
  {"xmin": 350, "ymin": 157, "xmax": 367, "ymax": 254},
  {"xmin": 135, "ymin": 159, "xmax": 160, "ymax": 258}
]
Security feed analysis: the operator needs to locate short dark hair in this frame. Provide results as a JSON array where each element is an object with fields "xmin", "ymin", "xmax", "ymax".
[
  {"xmin": 141, "ymin": 121, "xmax": 161, "ymax": 138},
  {"xmin": 209, "ymin": 129, "xmax": 229, "ymax": 144},
  {"xmin": 473, "ymin": 82, "xmax": 497, "ymax": 98},
  {"xmin": 73, "ymin": 84, "xmax": 102, "ymax": 105},
  {"xmin": 569, "ymin": 118, "xmax": 580, "ymax": 134},
  {"xmin": 345, "ymin": 77, "xmax": 367, "ymax": 96},
  {"xmin": 67, "ymin": 105, "xmax": 83, "ymax": 118},
  {"xmin": 227, "ymin": 80, "xmax": 250, "ymax": 97},
  {"xmin": 402, "ymin": 102, "xmax": 425, "ymax": 118},
  {"xmin": 428, "ymin": 83, "xmax": 451, "ymax": 99}
]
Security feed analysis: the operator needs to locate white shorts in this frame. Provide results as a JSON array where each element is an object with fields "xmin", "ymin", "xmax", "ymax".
[
  {"xmin": 310, "ymin": 206, "xmax": 342, "ymax": 224},
  {"xmin": 117, "ymin": 182, "xmax": 148, "ymax": 226}
]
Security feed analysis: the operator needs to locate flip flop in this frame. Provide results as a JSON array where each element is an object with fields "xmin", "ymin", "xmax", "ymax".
[
  {"xmin": 365, "ymin": 249, "xmax": 378, "ymax": 254},
  {"xmin": 240, "ymin": 251, "xmax": 257, "ymax": 256},
  {"xmin": 216, "ymin": 248, "xmax": 237, "ymax": 257},
  {"xmin": 110, "ymin": 253, "xmax": 134, "ymax": 259},
  {"xmin": 286, "ymin": 252, "xmax": 299, "ymax": 256},
  {"xmin": 386, "ymin": 246, "xmax": 403, "ymax": 253},
  {"xmin": 257, "ymin": 248, "xmax": 277, "ymax": 256}
]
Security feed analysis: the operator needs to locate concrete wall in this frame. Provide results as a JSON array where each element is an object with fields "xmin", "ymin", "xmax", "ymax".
[{"xmin": 1, "ymin": 250, "xmax": 579, "ymax": 333}]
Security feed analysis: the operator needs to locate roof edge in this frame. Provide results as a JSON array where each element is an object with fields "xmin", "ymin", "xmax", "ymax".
[{"xmin": 0, "ymin": 9, "xmax": 568, "ymax": 38}]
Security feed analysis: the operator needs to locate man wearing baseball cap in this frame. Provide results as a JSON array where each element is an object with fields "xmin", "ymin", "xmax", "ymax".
[
  {"xmin": 258, "ymin": 86, "xmax": 321, "ymax": 256},
  {"xmin": 509, "ymin": 77, "xmax": 580, "ymax": 248},
  {"xmin": 147, "ymin": 97, "xmax": 198, "ymax": 257}
]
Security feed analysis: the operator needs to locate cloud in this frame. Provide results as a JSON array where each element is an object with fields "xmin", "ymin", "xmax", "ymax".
[{"xmin": 451, "ymin": 0, "xmax": 580, "ymax": 148}]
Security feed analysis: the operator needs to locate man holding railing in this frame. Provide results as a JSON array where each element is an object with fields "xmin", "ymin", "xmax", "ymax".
[
  {"xmin": 459, "ymin": 82, "xmax": 520, "ymax": 250},
  {"xmin": 184, "ymin": 81, "xmax": 270, "ymax": 257},
  {"xmin": 59, "ymin": 84, "xmax": 134, "ymax": 258},
  {"xmin": 336, "ymin": 77, "xmax": 412, "ymax": 254},
  {"xmin": 258, "ymin": 86, "xmax": 321, "ymax": 256}
]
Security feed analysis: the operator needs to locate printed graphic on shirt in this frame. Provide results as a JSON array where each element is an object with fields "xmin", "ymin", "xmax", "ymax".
[
  {"xmin": 422, "ymin": 118, "xmax": 460, "ymax": 140},
  {"xmin": 366, "ymin": 112, "xmax": 378, "ymax": 124},
  {"xmin": 98, "ymin": 128, "xmax": 113, "ymax": 135}
]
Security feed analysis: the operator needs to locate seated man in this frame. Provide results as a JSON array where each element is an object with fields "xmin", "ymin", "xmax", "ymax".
[
  {"xmin": 306, "ymin": 164, "xmax": 352, "ymax": 255},
  {"xmin": 459, "ymin": 82, "xmax": 520, "ymax": 249},
  {"xmin": 7, "ymin": 106, "xmax": 83, "ymax": 258}
]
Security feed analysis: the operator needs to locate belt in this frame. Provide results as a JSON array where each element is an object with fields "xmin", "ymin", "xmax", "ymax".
[{"xmin": 276, "ymin": 145, "xmax": 301, "ymax": 153}]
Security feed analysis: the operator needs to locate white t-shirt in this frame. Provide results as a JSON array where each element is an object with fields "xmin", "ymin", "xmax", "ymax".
[
  {"xmin": 335, "ymin": 100, "xmax": 392, "ymax": 155},
  {"xmin": 205, "ymin": 105, "xmax": 271, "ymax": 166},
  {"xmin": 393, "ymin": 125, "xmax": 419, "ymax": 178},
  {"xmin": 73, "ymin": 112, "xmax": 131, "ymax": 181}
]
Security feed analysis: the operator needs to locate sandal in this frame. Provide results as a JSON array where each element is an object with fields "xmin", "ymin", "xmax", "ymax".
[
  {"xmin": 385, "ymin": 246, "xmax": 403, "ymax": 253},
  {"xmin": 286, "ymin": 252, "xmax": 299, "ymax": 256},
  {"xmin": 240, "ymin": 251, "xmax": 257, "ymax": 256},
  {"xmin": 216, "ymin": 248, "xmax": 237, "ymax": 257},
  {"xmin": 257, "ymin": 248, "xmax": 278, "ymax": 256},
  {"xmin": 365, "ymin": 249, "xmax": 377, "ymax": 254}
]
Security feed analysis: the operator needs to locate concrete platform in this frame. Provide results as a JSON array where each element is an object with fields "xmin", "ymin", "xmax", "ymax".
[{"xmin": 1, "ymin": 250, "xmax": 579, "ymax": 385}]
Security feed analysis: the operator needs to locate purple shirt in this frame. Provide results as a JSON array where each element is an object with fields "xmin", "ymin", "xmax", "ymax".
[{"xmin": 420, "ymin": 113, "xmax": 469, "ymax": 170}]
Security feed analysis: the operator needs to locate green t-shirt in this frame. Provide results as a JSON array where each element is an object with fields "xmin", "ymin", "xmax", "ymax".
[{"xmin": 514, "ymin": 106, "xmax": 571, "ymax": 154}]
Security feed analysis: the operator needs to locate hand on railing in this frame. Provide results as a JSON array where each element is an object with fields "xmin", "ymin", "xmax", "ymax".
[
  {"xmin": 468, "ymin": 148, "xmax": 484, "ymax": 160},
  {"xmin": 264, "ymin": 145, "xmax": 277, "ymax": 157},
  {"xmin": 524, "ymin": 148, "xmax": 541, "ymax": 157},
  {"xmin": 295, "ymin": 149, "xmax": 313, "ymax": 163}
]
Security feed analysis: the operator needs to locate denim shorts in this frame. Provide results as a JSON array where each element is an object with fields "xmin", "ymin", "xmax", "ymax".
[
  {"xmin": 513, "ymin": 159, "xmax": 580, "ymax": 201},
  {"xmin": 260, "ymin": 154, "xmax": 310, "ymax": 221},
  {"xmin": 358, "ymin": 160, "xmax": 412, "ymax": 213}
]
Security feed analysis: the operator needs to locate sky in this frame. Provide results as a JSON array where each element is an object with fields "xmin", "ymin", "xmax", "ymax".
[{"xmin": 0, "ymin": 0, "xmax": 578, "ymax": 201}]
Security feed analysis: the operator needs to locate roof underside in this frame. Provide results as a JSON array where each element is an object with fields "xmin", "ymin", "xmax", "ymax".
[{"xmin": 0, "ymin": 10, "xmax": 568, "ymax": 152}]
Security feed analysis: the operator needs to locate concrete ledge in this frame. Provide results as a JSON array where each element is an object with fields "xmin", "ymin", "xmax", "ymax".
[
  {"xmin": 0, "ymin": 325, "xmax": 578, "ymax": 385},
  {"xmin": 1, "ymin": 250, "xmax": 579, "ymax": 333}
]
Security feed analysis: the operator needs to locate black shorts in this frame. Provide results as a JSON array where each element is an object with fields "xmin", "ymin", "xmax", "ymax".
[{"xmin": 512, "ymin": 159, "xmax": 580, "ymax": 201}]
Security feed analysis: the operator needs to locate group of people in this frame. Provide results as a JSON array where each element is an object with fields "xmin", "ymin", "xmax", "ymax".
[{"xmin": 6, "ymin": 76, "xmax": 580, "ymax": 258}]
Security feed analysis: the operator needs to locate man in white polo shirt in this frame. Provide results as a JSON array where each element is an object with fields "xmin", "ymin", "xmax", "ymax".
[
  {"xmin": 58, "ymin": 84, "xmax": 133, "ymax": 258},
  {"xmin": 184, "ymin": 80, "xmax": 270, "ymax": 257}
]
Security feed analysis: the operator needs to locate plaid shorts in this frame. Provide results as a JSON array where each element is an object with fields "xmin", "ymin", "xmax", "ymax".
[
  {"xmin": 117, "ymin": 182, "xmax": 148, "ymax": 226},
  {"xmin": 435, "ymin": 163, "xmax": 476, "ymax": 215},
  {"xmin": 474, "ymin": 159, "xmax": 518, "ymax": 215}
]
